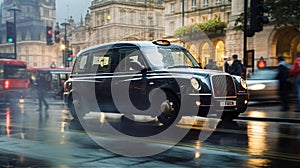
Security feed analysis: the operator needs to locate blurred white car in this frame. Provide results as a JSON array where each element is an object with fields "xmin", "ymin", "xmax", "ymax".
[{"xmin": 246, "ymin": 68, "xmax": 279, "ymax": 101}]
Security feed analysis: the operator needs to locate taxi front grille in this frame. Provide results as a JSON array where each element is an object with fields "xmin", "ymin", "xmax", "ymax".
[{"xmin": 211, "ymin": 75, "xmax": 236, "ymax": 98}]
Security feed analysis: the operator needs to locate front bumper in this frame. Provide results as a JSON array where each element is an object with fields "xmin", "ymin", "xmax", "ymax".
[{"xmin": 183, "ymin": 92, "xmax": 249, "ymax": 116}]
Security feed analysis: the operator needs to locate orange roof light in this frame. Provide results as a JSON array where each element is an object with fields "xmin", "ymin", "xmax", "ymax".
[{"xmin": 152, "ymin": 40, "xmax": 171, "ymax": 46}]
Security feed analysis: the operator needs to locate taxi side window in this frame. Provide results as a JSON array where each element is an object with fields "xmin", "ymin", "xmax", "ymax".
[
  {"xmin": 74, "ymin": 54, "xmax": 88, "ymax": 74},
  {"xmin": 115, "ymin": 48, "xmax": 146, "ymax": 72},
  {"xmin": 91, "ymin": 50, "xmax": 112, "ymax": 73}
]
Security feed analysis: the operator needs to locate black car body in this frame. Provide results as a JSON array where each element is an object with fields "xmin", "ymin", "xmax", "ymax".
[{"xmin": 64, "ymin": 40, "xmax": 249, "ymax": 125}]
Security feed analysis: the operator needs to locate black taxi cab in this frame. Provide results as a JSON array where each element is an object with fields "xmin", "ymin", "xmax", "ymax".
[{"xmin": 64, "ymin": 40, "xmax": 249, "ymax": 125}]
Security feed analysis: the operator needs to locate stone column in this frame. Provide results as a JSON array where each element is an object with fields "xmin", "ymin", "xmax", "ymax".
[
  {"xmin": 228, "ymin": 0, "xmax": 244, "ymax": 28},
  {"xmin": 225, "ymin": 0, "xmax": 246, "ymax": 61}
]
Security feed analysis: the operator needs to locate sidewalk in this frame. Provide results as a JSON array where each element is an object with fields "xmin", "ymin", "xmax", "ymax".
[{"xmin": 239, "ymin": 102, "xmax": 300, "ymax": 123}]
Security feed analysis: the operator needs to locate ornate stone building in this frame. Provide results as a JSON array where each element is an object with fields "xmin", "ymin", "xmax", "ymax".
[
  {"xmin": 70, "ymin": 0, "xmax": 165, "ymax": 55},
  {"xmin": 0, "ymin": 0, "xmax": 62, "ymax": 67},
  {"xmin": 227, "ymin": 0, "xmax": 300, "ymax": 68},
  {"xmin": 164, "ymin": 0, "xmax": 300, "ymax": 70},
  {"xmin": 164, "ymin": 0, "xmax": 231, "ymax": 69},
  {"xmin": 2, "ymin": 0, "xmax": 298, "ymax": 69}
]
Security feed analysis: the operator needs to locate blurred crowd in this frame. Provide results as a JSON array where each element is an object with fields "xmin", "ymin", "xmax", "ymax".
[
  {"xmin": 278, "ymin": 51, "xmax": 300, "ymax": 112},
  {"xmin": 204, "ymin": 52, "xmax": 300, "ymax": 112}
]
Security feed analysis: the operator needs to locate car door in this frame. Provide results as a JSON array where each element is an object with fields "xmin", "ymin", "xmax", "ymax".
[
  {"xmin": 111, "ymin": 47, "xmax": 149, "ymax": 114},
  {"xmin": 90, "ymin": 49, "xmax": 115, "ymax": 112}
]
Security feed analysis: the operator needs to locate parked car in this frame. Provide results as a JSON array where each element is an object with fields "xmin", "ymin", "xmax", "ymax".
[{"xmin": 64, "ymin": 40, "xmax": 249, "ymax": 125}]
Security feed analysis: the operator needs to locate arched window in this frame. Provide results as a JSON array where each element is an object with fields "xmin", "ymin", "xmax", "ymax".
[
  {"xmin": 202, "ymin": 42, "xmax": 211, "ymax": 66},
  {"xmin": 215, "ymin": 40, "xmax": 225, "ymax": 67},
  {"xmin": 189, "ymin": 44, "xmax": 199, "ymax": 62}
]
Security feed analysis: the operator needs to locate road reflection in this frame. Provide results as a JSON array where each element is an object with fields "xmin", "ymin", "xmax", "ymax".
[
  {"xmin": 68, "ymin": 114, "xmax": 248, "ymax": 147},
  {"xmin": 245, "ymin": 111, "xmax": 271, "ymax": 166},
  {"xmin": 1, "ymin": 103, "xmax": 300, "ymax": 167}
]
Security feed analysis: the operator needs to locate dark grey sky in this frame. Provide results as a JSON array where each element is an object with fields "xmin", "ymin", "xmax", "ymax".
[{"xmin": 56, "ymin": 0, "xmax": 92, "ymax": 23}]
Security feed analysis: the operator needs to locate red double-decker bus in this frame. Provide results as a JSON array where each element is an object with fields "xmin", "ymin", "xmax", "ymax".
[{"xmin": 0, "ymin": 59, "xmax": 29, "ymax": 103}]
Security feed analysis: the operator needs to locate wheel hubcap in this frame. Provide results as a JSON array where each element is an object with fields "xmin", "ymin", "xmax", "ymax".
[{"xmin": 160, "ymin": 100, "xmax": 174, "ymax": 114}]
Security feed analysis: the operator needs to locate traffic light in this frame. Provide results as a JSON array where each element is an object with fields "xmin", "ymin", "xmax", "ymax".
[
  {"xmin": 250, "ymin": 0, "xmax": 269, "ymax": 33},
  {"xmin": 6, "ymin": 21, "xmax": 15, "ymax": 43},
  {"xmin": 46, "ymin": 26, "xmax": 53, "ymax": 45},
  {"xmin": 54, "ymin": 30, "xmax": 60, "ymax": 43},
  {"xmin": 67, "ymin": 50, "xmax": 73, "ymax": 61}
]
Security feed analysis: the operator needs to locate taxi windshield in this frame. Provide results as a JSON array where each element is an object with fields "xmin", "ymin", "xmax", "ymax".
[{"xmin": 142, "ymin": 46, "xmax": 200, "ymax": 70}]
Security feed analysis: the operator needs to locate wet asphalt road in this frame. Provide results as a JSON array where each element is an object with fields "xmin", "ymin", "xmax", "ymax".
[{"xmin": 0, "ymin": 98, "xmax": 299, "ymax": 167}]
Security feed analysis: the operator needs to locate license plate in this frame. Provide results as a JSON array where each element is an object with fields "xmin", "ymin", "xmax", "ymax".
[{"xmin": 220, "ymin": 101, "xmax": 236, "ymax": 107}]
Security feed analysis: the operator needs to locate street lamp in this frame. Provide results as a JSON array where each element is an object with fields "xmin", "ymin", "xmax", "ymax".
[
  {"xmin": 60, "ymin": 44, "xmax": 66, "ymax": 51},
  {"xmin": 60, "ymin": 21, "xmax": 70, "ymax": 67},
  {"xmin": 182, "ymin": 0, "xmax": 184, "ymax": 26},
  {"xmin": 7, "ymin": 4, "xmax": 21, "ymax": 60}
]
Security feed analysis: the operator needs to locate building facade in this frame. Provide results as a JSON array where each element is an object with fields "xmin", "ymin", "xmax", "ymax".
[
  {"xmin": 70, "ymin": 0, "xmax": 165, "ymax": 55},
  {"xmin": 163, "ymin": 0, "xmax": 232, "ymax": 69},
  {"xmin": 0, "ymin": 0, "xmax": 62, "ymax": 67},
  {"xmin": 0, "ymin": 0, "xmax": 299, "ymax": 69},
  {"xmin": 163, "ymin": 0, "xmax": 300, "ymax": 70},
  {"xmin": 226, "ymin": 0, "xmax": 300, "ymax": 68}
]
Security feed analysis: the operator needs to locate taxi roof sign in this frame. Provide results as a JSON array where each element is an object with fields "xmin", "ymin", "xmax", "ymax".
[{"xmin": 152, "ymin": 40, "xmax": 171, "ymax": 46}]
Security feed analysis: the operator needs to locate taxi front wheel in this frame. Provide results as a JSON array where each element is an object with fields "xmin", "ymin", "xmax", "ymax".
[{"xmin": 156, "ymin": 91, "xmax": 181, "ymax": 126}]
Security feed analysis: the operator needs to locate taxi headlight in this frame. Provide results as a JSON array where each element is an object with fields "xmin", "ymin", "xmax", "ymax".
[
  {"xmin": 248, "ymin": 84, "xmax": 266, "ymax": 90},
  {"xmin": 191, "ymin": 78, "xmax": 201, "ymax": 90},
  {"xmin": 240, "ymin": 78, "xmax": 248, "ymax": 89}
]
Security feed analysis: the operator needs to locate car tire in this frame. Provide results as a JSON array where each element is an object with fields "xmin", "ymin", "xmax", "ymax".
[
  {"xmin": 68, "ymin": 96, "xmax": 78, "ymax": 119},
  {"xmin": 156, "ymin": 91, "xmax": 181, "ymax": 126},
  {"xmin": 68, "ymin": 93, "xmax": 85, "ymax": 120}
]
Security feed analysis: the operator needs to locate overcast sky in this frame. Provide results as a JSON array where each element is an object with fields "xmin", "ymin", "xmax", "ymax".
[
  {"xmin": 56, "ymin": 0, "xmax": 92, "ymax": 23},
  {"xmin": 0, "ymin": 0, "xmax": 92, "ymax": 24}
]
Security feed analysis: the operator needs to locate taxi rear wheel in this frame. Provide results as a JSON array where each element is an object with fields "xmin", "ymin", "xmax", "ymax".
[
  {"xmin": 68, "ymin": 96, "xmax": 78, "ymax": 119},
  {"xmin": 68, "ymin": 93, "xmax": 85, "ymax": 120},
  {"xmin": 156, "ymin": 91, "xmax": 181, "ymax": 126}
]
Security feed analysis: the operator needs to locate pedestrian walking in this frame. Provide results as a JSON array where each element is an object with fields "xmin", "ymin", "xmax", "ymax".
[
  {"xmin": 290, "ymin": 51, "xmax": 300, "ymax": 112},
  {"xmin": 224, "ymin": 57, "xmax": 229, "ymax": 73},
  {"xmin": 35, "ymin": 73, "xmax": 49, "ymax": 111},
  {"xmin": 205, "ymin": 59, "xmax": 217, "ymax": 70},
  {"xmin": 228, "ymin": 54, "xmax": 244, "ymax": 77},
  {"xmin": 276, "ymin": 56, "xmax": 291, "ymax": 111}
]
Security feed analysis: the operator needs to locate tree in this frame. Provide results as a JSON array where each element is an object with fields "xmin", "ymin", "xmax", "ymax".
[
  {"xmin": 265, "ymin": 0, "xmax": 300, "ymax": 29},
  {"xmin": 234, "ymin": 0, "xmax": 300, "ymax": 30}
]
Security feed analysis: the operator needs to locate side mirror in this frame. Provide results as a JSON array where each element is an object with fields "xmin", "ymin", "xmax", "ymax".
[
  {"xmin": 130, "ymin": 61, "xmax": 146, "ymax": 72},
  {"xmin": 198, "ymin": 62, "xmax": 203, "ymax": 69}
]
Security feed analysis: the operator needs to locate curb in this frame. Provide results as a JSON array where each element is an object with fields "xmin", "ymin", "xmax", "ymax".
[{"xmin": 237, "ymin": 116, "xmax": 300, "ymax": 123}]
